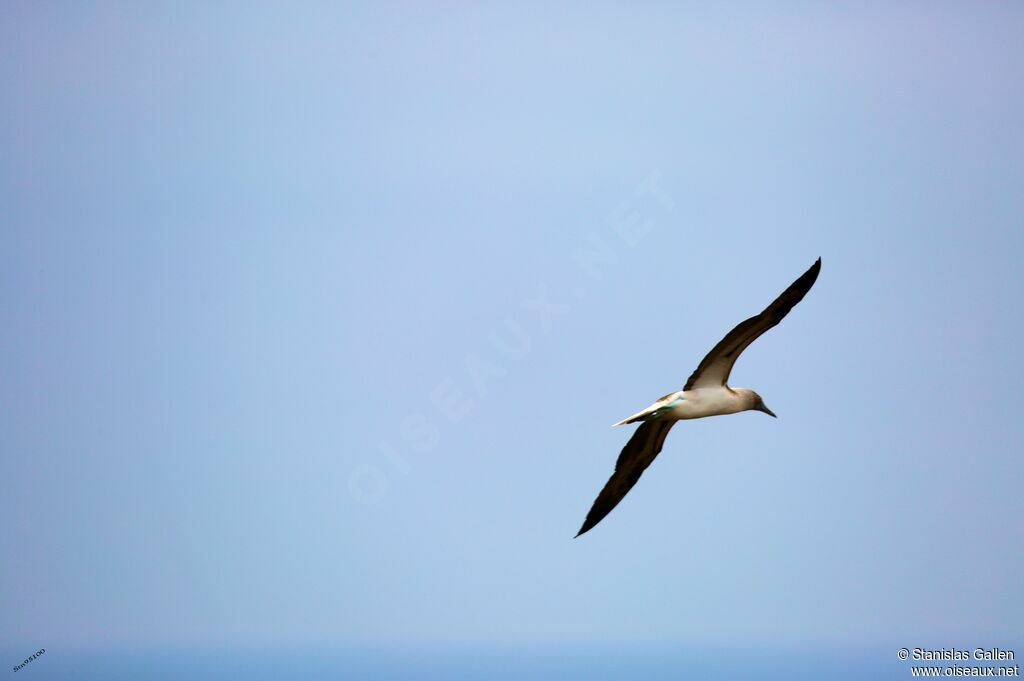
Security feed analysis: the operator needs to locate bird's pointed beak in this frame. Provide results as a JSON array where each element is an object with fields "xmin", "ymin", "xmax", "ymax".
[{"xmin": 758, "ymin": 403, "xmax": 777, "ymax": 418}]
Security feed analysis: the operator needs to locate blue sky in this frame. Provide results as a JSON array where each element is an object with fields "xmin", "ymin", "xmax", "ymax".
[{"xmin": 2, "ymin": 2, "xmax": 1022, "ymax": 677}]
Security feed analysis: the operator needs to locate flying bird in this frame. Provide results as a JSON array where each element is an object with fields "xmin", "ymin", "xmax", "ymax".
[{"xmin": 575, "ymin": 257, "xmax": 821, "ymax": 537}]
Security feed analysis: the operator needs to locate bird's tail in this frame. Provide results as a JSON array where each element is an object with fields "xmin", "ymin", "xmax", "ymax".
[
  {"xmin": 612, "ymin": 394, "xmax": 682, "ymax": 426},
  {"xmin": 612, "ymin": 406, "xmax": 660, "ymax": 427}
]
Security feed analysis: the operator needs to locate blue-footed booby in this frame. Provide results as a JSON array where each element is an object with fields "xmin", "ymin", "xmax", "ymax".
[{"xmin": 575, "ymin": 258, "xmax": 821, "ymax": 537}]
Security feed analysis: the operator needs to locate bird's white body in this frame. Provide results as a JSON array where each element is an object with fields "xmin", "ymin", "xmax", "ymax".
[
  {"xmin": 670, "ymin": 387, "xmax": 752, "ymax": 420},
  {"xmin": 613, "ymin": 386, "xmax": 755, "ymax": 426}
]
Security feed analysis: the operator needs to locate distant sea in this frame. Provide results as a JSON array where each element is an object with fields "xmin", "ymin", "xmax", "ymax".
[{"xmin": 3, "ymin": 646, "xmax": 938, "ymax": 680}]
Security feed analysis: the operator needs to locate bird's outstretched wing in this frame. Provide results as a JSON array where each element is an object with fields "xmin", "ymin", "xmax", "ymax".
[
  {"xmin": 683, "ymin": 258, "xmax": 821, "ymax": 391},
  {"xmin": 576, "ymin": 418, "xmax": 676, "ymax": 537}
]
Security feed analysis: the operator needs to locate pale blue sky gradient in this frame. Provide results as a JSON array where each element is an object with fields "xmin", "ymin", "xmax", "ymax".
[{"xmin": 2, "ymin": 2, "xmax": 1022, "ymax": 678}]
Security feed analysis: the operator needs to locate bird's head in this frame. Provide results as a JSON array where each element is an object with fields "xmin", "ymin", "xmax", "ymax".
[{"xmin": 741, "ymin": 389, "xmax": 776, "ymax": 418}]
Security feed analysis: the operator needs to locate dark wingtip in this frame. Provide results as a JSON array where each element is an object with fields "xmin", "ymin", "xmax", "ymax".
[
  {"xmin": 799, "ymin": 257, "xmax": 822, "ymax": 289},
  {"xmin": 810, "ymin": 258, "xmax": 822, "ymax": 282}
]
